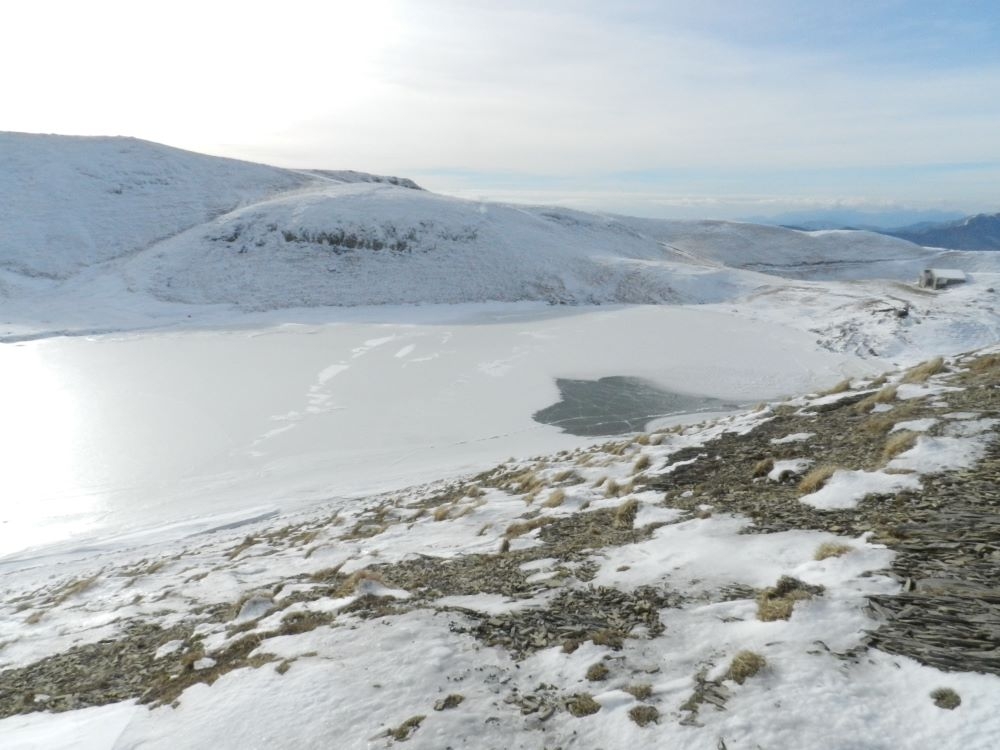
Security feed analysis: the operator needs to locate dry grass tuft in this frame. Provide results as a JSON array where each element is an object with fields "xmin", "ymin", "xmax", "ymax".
[
  {"xmin": 628, "ymin": 705, "xmax": 660, "ymax": 727},
  {"xmin": 552, "ymin": 469, "xmax": 577, "ymax": 483},
  {"xmin": 275, "ymin": 659, "xmax": 293, "ymax": 675},
  {"xmin": 226, "ymin": 535, "xmax": 259, "ymax": 560},
  {"xmin": 567, "ymin": 693, "xmax": 601, "ymax": 717},
  {"xmin": 633, "ymin": 454, "xmax": 651, "ymax": 473},
  {"xmin": 751, "ymin": 457, "xmax": 774, "ymax": 479},
  {"xmin": 901, "ymin": 356, "xmax": 945, "ymax": 384},
  {"xmin": 623, "ymin": 683, "xmax": 653, "ymax": 700},
  {"xmin": 585, "ymin": 662, "xmax": 610, "ymax": 681},
  {"xmin": 543, "ymin": 488, "xmax": 566, "ymax": 508},
  {"xmin": 606, "ymin": 441, "xmax": 630, "ymax": 456},
  {"xmin": 432, "ymin": 504, "xmax": 453, "ymax": 522},
  {"xmin": 279, "ymin": 610, "xmax": 335, "ymax": 636},
  {"xmin": 725, "ymin": 651, "xmax": 767, "ymax": 684},
  {"xmin": 798, "ymin": 465, "xmax": 839, "ymax": 495},
  {"xmin": 862, "ymin": 413, "xmax": 899, "ymax": 436},
  {"xmin": 854, "ymin": 385, "xmax": 898, "ymax": 414},
  {"xmin": 930, "ymin": 687, "xmax": 961, "ymax": 710},
  {"xmin": 434, "ymin": 693, "xmax": 465, "ymax": 711},
  {"xmin": 590, "ymin": 628, "xmax": 626, "ymax": 649},
  {"xmin": 309, "ymin": 564, "xmax": 344, "ymax": 582},
  {"xmin": 509, "ymin": 470, "xmax": 543, "ymax": 495},
  {"xmin": 504, "ymin": 516, "xmax": 555, "ymax": 539},
  {"xmin": 388, "ymin": 715, "xmax": 426, "ymax": 741},
  {"xmin": 613, "ymin": 498, "xmax": 639, "ymax": 530},
  {"xmin": 861, "ymin": 401, "xmax": 920, "ymax": 436},
  {"xmin": 756, "ymin": 576, "xmax": 822, "ymax": 621},
  {"xmin": 814, "ymin": 542, "xmax": 852, "ymax": 561},
  {"xmin": 820, "ymin": 378, "xmax": 852, "ymax": 396},
  {"xmin": 604, "ymin": 479, "xmax": 621, "ymax": 497},
  {"xmin": 336, "ymin": 569, "xmax": 384, "ymax": 596},
  {"xmin": 882, "ymin": 430, "xmax": 918, "ymax": 461},
  {"xmin": 591, "ymin": 474, "xmax": 608, "ymax": 488},
  {"xmin": 635, "ymin": 433, "xmax": 650, "ymax": 445},
  {"xmin": 48, "ymin": 575, "xmax": 99, "ymax": 607},
  {"xmin": 968, "ymin": 353, "xmax": 1000, "ymax": 374}
]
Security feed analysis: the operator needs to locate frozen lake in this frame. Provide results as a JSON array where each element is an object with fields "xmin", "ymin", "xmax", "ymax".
[{"xmin": 0, "ymin": 305, "xmax": 871, "ymax": 561}]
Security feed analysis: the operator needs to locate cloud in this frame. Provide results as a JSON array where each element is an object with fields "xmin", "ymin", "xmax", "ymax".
[{"xmin": 4, "ymin": 0, "xmax": 999, "ymax": 217}]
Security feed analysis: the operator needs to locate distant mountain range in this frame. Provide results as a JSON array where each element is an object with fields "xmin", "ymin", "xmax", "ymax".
[
  {"xmin": 881, "ymin": 213, "xmax": 1000, "ymax": 251},
  {"xmin": 743, "ymin": 208, "xmax": 966, "ymax": 232},
  {"xmin": 748, "ymin": 208, "xmax": 1000, "ymax": 252}
]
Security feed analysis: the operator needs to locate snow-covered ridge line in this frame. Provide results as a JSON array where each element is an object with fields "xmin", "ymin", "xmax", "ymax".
[
  {"xmin": 6, "ymin": 132, "xmax": 1000, "ymax": 333},
  {"xmin": 2, "ymin": 348, "xmax": 998, "ymax": 748}
]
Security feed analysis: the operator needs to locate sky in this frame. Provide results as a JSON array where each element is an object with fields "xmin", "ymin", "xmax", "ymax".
[{"xmin": 3, "ymin": 0, "xmax": 1000, "ymax": 220}]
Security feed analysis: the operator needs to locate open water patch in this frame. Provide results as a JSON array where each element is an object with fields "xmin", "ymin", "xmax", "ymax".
[{"xmin": 533, "ymin": 376, "xmax": 738, "ymax": 436}]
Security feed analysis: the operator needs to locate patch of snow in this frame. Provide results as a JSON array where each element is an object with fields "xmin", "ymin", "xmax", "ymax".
[
  {"xmin": 890, "ymin": 418, "xmax": 938, "ymax": 433},
  {"xmin": 770, "ymin": 432, "xmax": 815, "ymax": 444},
  {"xmin": 800, "ymin": 470, "xmax": 922, "ymax": 510},
  {"xmin": 768, "ymin": 458, "xmax": 813, "ymax": 481},
  {"xmin": 888, "ymin": 435, "xmax": 995, "ymax": 474}
]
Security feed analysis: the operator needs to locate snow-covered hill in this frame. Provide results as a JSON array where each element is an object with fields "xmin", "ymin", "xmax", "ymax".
[
  {"xmin": 2, "ymin": 132, "xmax": 1000, "ymax": 341},
  {"xmin": 0, "ymin": 133, "xmax": 314, "ymax": 279},
  {"xmin": 122, "ymin": 183, "xmax": 776, "ymax": 309}
]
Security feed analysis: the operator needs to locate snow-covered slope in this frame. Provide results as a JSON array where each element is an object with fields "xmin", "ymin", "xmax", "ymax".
[
  {"xmin": 3, "ymin": 132, "xmax": 1000, "ymax": 332},
  {"xmin": 621, "ymin": 218, "xmax": 939, "ymax": 280},
  {"xmin": 0, "ymin": 133, "xmax": 315, "ymax": 279},
  {"xmin": 121, "ymin": 183, "xmax": 771, "ymax": 309}
]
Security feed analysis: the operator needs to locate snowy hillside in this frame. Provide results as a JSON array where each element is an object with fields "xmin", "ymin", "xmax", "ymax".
[
  {"xmin": 2, "ymin": 133, "xmax": 1000, "ymax": 345},
  {"xmin": 0, "ymin": 133, "xmax": 315, "ymax": 279},
  {"xmin": 121, "ymin": 183, "xmax": 771, "ymax": 309},
  {"xmin": 621, "ymin": 218, "xmax": 940, "ymax": 280}
]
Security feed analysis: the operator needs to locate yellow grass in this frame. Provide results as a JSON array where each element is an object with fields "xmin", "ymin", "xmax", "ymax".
[
  {"xmin": 882, "ymin": 430, "xmax": 918, "ymax": 461},
  {"xmin": 798, "ymin": 465, "xmax": 838, "ymax": 494},
  {"xmin": 819, "ymin": 378, "xmax": 852, "ymax": 396},
  {"xmin": 613, "ymin": 498, "xmax": 640, "ymax": 530},
  {"xmin": 751, "ymin": 457, "xmax": 774, "ymax": 478},
  {"xmin": 901, "ymin": 356, "xmax": 945, "ymax": 384},
  {"xmin": 336, "ymin": 569, "xmax": 384, "ymax": 596},
  {"xmin": 543, "ymin": 488, "xmax": 566, "ymax": 508},
  {"xmin": 504, "ymin": 516, "xmax": 555, "ymax": 539},
  {"xmin": 814, "ymin": 542, "xmax": 852, "ymax": 561},
  {"xmin": 854, "ymin": 385, "xmax": 898, "ymax": 414},
  {"xmin": 725, "ymin": 651, "xmax": 767, "ymax": 684}
]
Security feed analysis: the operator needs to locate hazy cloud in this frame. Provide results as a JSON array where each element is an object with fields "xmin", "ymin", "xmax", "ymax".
[{"xmin": 4, "ymin": 0, "xmax": 998, "ymax": 218}]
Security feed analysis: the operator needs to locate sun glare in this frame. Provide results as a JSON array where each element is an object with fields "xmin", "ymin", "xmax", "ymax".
[
  {"xmin": 2, "ymin": 1, "xmax": 400, "ymax": 149},
  {"xmin": 0, "ymin": 344, "xmax": 97, "ymax": 555}
]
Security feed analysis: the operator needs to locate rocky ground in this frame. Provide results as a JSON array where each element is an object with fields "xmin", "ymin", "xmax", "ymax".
[{"xmin": 1, "ymin": 350, "xmax": 998, "ymax": 747}]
